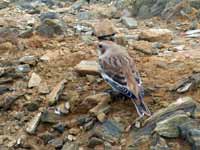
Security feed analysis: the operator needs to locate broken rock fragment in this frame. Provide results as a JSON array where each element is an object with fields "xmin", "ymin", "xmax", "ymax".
[
  {"xmin": 28, "ymin": 72, "xmax": 42, "ymax": 88},
  {"xmin": 139, "ymin": 29, "xmax": 173, "ymax": 42},
  {"xmin": 26, "ymin": 112, "xmax": 42, "ymax": 134},
  {"xmin": 74, "ymin": 60, "xmax": 99, "ymax": 76},
  {"xmin": 47, "ymin": 79, "xmax": 66, "ymax": 106}
]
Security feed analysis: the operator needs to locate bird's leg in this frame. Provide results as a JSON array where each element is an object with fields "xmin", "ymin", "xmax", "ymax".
[{"xmin": 125, "ymin": 116, "xmax": 144, "ymax": 132}]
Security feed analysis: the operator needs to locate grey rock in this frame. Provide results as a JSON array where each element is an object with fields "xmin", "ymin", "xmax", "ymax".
[
  {"xmin": 179, "ymin": 120, "xmax": 200, "ymax": 150},
  {"xmin": 154, "ymin": 114, "xmax": 192, "ymax": 138},
  {"xmin": 138, "ymin": 5, "xmax": 151, "ymax": 18},
  {"xmin": 48, "ymin": 138, "xmax": 63, "ymax": 149},
  {"xmin": 1, "ymin": 92, "xmax": 24, "ymax": 110},
  {"xmin": 41, "ymin": 110, "xmax": 60, "ymax": 124},
  {"xmin": 0, "ymin": 86, "xmax": 12, "ymax": 95},
  {"xmin": 190, "ymin": 0, "xmax": 200, "ymax": 9},
  {"xmin": 77, "ymin": 11, "xmax": 92, "ymax": 20},
  {"xmin": 40, "ymin": 12, "xmax": 59, "ymax": 22},
  {"xmin": 39, "ymin": 131, "xmax": 54, "ymax": 144},
  {"xmin": 71, "ymin": 0, "xmax": 87, "ymax": 10},
  {"xmin": 83, "ymin": 119, "xmax": 95, "ymax": 131},
  {"xmin": 0, "ymin": 1, "xmax": 9, "ymax": 10},
  {"xmin": 62, "ymin": 142, "xmax": 79, "ymax": 150},
  {"xmin": 121, "ymin": 17, "xmax": 138, "ymax": 29},
  {"xmin": 77, "ymin": 115, "xmax": 93, "ymax": 126},
  {"xmin": 88, "ymin": 137, "xmax": 103, "ymax": 148},
  {"xmin": 172, "ymin": 73, "xmax": 200, "ymax": 93},
  {"xmin": 151, "ymin": 135, "xmax": 170, "ymax": 150},
  {"xmin": 19, "ymin": 55, "xmax": 37, "ymax": 65},
  {"xmin": 36, "ymin": 19, "xmax": 66, "ymax": 37},
  {"xmin": 127, "ymin": 135, "xmax": 151, "ymax": 150},
  {"xmin": 53, "ymin": 123, "xmax": 66, "ymax": 133},
  {"xmin": 26, "ymin": 112, "xmax": 42, "ymax": 134},
  {"xmin": 19, "ymin": 28, "xmax": 34, "ymax": 38},
  {"xmin": 15, "ymin": 64, "xmax": 31, "ymax": 73},
  {"xmin": 93, "ymin": 120, "xmax": 123, "ymax": 143},
  {"xmin": 25, "ymin": 101, "xmax": 40, "ymax": 112}
]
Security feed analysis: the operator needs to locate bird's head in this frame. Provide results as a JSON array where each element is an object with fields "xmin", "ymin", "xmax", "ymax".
[{"xmin": 97, "ymin": 40, "xmax": 114, "ymax": 56}]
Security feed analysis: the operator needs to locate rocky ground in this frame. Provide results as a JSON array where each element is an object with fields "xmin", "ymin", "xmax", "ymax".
[{"xmin": 0, "ymin": 0, "xmax": 200, "ymax": 150}]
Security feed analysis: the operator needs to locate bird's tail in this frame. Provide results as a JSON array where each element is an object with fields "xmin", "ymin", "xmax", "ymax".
[{"xmin": 132, "ymin": 99, "xmax": 151, "ymax": 117}]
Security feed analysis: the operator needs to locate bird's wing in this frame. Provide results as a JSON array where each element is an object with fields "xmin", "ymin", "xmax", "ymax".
[{"xmin": 99, "ymin": 54, "xmax": 142, "ymax": 99}]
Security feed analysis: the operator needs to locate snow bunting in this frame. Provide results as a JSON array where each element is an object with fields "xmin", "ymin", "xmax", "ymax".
[{"xmin": 97, "ymin": 40, "xmax": 151, "ymax": 117}]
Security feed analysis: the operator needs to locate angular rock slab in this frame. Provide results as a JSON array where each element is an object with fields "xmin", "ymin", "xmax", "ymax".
[
  {"xmin": 47, "ymin": 79, "xmax": 66, "ymax": 106},
  {"xmin": 74, "ymin": 60, "xmax": 99, "ymax": 76},
  {"xmin": 92, "ymin": 120, "xmax": 124, "ymax": 144},
  {"xmin": 127, "ymin": 97, "xmax": 200, "ymax": 148},
  {"xmin": 154, "ymin": 113, "xmax": 192, "ymax": 138},
  {"xmin": 179, "ymin": 120, "xmax": 200, "ymax": 150},
  {"xmin": 139, "ymin": 29, "xmax": 173, "ymax": 42}
]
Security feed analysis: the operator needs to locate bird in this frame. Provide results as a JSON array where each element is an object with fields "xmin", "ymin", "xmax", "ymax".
[{"xmin": 97, "ymin": 40, "xmax": 151, "ymax": 117}]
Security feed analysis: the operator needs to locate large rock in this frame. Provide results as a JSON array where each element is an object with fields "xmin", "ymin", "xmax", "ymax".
[
  {"xmin": 121, "ymin": 17, "xmax": 138, "ymax": 29},
  {"xmin": 130, "ymin": 0, "xmax": 195, "ymax": 19},
  {"xmin": 92, "ymin": 120, "xmax": 124, "ymax": 143},
  {"xmin": 127, "ymin": 97, "xmax": 200, "ymax": 148},
  {"xmin": 179, "ymin": 120, "xmax": 200, "ymax": 150},
  {"xmin": 74, "ymin": 60, "xmax": 99, "ymax": 76},
  {"xmin": 93, "ymin": 19, "xmax": 117, "ymax": 39},
  {"xmin": 139, "ymin": 29, "xmax": 173, "ymax": 42},
  {"xmin": 154, "ymin": 113, "xmax": 192, "ymax": 138},
  {"xmin": 36, "ymin": 18, "xmax": 66, "ymax": 37}
]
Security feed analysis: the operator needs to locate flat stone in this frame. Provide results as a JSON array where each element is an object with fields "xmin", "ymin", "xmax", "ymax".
[
  {"xmin": 47, "ymin": 79, "xmax": 66, "ymax": 106},
  {"xmin": 145, "ymin": 97, "xmax": 197, "ymax": 126},
  {"xmin": 26, "ymin": 112, "xmax": 42, "ymax": 134},
  {"xmin": 39, "ymin": 131, "xmax": 54, "ymax": 144},
  {"xmin": 15, "ymin": 64, "xmax": 31, "ymax": 73},
  {"xmin": 178, "ymin": 120, "xmax": 200, "ymax": 150},
  {"xmin": 132, "ymin": 40, "xmax": 158, "ymax": 55},
  {"xmin": 36, "ymin": 18, "xmax": 65, "ymax": 37},
  {"xmin": 25, "ymin": 101, "xmax": 39, "ymax": 112},
  {"xmin": 139, "ymin": 29, "xmax": 173, "ymax": 42},
  {"xmin": 127, "ymin": 135, "xmax": 151, "ymax": 150},
  {"xmin": 93, "ymin": 120, "xmax": 123, "ymax": 143},
  {"xmin": 121, "ymin": 17, "xmax": 138, "ymax": 29},
  {"xmin": 88, "ymin": 137, "xmax": 103, "ymax": 148},
  {"xmin": 19, "ymin": 55, "xmax": 37, "ymax": 65},
  {"xmin": 48, "ymin": 138, "xmax": 63, "ymax": 149},
  {"xmin": 28, "ymin": 72, "xmax": 42, "ymax": 88},
  {"xmin": 74, "ymin": 60, "xmax": 99, "ymax": 75},
  {"xmin": 41, "ymin": 110, "xmax": 60, "ymax": 124},
  {"xmin": 38, "ymin": 82, "xmax": 49, "ymax": 94},
  {"xmin": 1, "ymin": 92, "xmax": 24, "ymax": 110},
  {"xmin": 61, "ymin": 142, "xmax": 79, "ymax": 150},
  {"xmin": 53, "ymin": 123, "xmax": 66, "ymax": 133},
  {"xmin": 154, "ymin": 114, "xmax": 192, "ymax": 138}
]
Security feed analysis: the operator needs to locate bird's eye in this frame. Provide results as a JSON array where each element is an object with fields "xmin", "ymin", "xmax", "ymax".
[{"xmin": 98, "ymin": 44, "xmax": 103, "ymax": 49}]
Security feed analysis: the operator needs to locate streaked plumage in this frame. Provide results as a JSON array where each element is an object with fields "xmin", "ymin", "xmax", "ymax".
[{"xmin": 97, "ymin": 41, "xmax": 151, "ymax": 117}]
